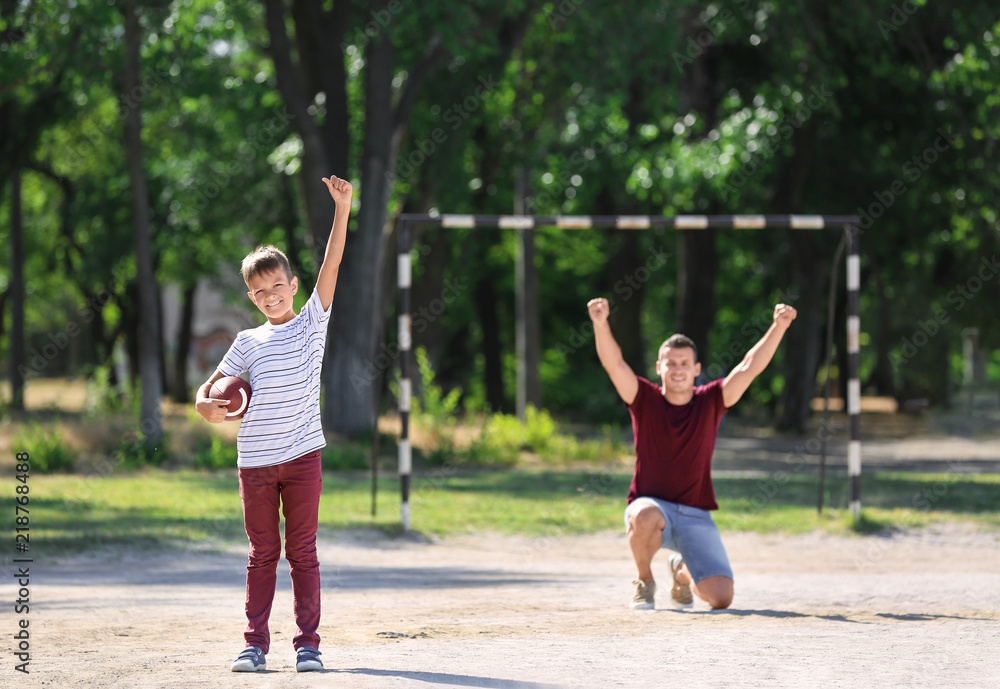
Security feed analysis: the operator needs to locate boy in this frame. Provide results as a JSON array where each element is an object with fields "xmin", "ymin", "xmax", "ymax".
[
  {"xmin": 196, "ymin": 175, "xmax": 353, "ymax": 672},
  {"xmin": 587, "ymin": 297, "xmax": 796, "ymax": 610}
]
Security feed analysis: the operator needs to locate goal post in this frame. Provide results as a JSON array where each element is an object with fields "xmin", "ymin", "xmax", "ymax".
[{"xmin": 394, "ymin": 214, "xmax": 862, "ymax": 531}]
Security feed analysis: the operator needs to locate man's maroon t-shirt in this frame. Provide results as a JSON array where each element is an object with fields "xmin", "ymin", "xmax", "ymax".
[{"xmin": 626, "ymin": 376, "xmax": 729, "ymax": 510}]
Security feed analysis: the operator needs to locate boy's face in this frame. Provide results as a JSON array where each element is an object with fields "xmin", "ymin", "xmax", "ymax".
[
  {"xmin": 246, "ymin": 268, "xmax": 298, "ymax": 325},
  {"xmin": 655, "ymin": 346, "xmax": 701, "ymax": 394}
]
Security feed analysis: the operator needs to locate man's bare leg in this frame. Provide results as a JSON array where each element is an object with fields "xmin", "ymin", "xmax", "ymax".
[{"xmin": 627, "ymin": 505, "xmax": 665, "ymax": 582}]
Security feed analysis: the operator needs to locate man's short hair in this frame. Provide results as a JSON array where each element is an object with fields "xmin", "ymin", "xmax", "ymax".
[
  {"xmin": 241, "ymin": 245, "xmax": 293, "ymax": 286},
  {"xmin": 658, "ymin": 334, "xmax": 698, "ymax": 362}
]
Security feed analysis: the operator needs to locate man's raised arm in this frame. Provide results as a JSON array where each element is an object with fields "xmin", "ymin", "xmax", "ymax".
[
  {"xmin": 588, "ymin": 298, "xmax": 639, "ymax": 405},
  {"xmin": 722, "ymin": 303, "xmax": 797, "ymax": 408}
]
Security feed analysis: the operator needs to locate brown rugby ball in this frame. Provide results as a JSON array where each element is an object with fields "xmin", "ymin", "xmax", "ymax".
[{"xmin": 209, "ymin": 376, "xmax": 252, "ymax": 421}]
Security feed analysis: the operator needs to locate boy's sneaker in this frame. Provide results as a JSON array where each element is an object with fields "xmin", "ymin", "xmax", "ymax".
[
  {"xmin": 296, "ymin": 646, "xmax": 323, "ymax": 672},
  {"xmin": 630, "ymin": 579, "xmax": 656, "ymax": 610},
  {"xmin": 230, "ymin": 646, "xmax": 266, "ymax": 672},
  {"xmin": 668, "ymin": 553, "xmax": 694, "ymax": 609}
]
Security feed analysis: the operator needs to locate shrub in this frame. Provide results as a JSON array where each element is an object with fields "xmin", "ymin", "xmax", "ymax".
[
  {"xmin": 322, "ymin": 443, "xmax": 369, "ymax": 471},
  {"xmin": 14, "ymin": 423, "xmax": 77, "ymax": 473},
  {"xmin": 194, "ymin": 435, "xmax": 234, "ymax": 470},
  {"xmin": 113, "ymin": 430, "xmax": 170, "ymax": 469},
  {"xmin": 84, "ymin": 365, "xmax": 125, "ymax": 415},
  {"xmin": 410, "ymin": 347, "xmax": 463, "ymax": 465}
]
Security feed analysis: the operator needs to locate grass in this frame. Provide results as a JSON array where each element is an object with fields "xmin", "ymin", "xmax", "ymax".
[{"xmin": 19, "ymin": 468, "xmax": 1000, "ymax": 558}]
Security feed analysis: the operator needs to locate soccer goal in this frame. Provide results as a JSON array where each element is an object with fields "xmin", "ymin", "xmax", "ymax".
[{"xmin": 394, "ymin": 214, "xmax": 861, "ymax": 531}]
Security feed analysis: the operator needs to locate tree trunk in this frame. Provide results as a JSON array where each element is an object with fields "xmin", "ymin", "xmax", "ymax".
[
  {"xmin": 171, "ymin": 284, "xmax": 196, "ymax": 403},
  {"xmin": 10, "ymin": 169, "xmax": 25, "ymax": 410},
  {"xmin": 776, "ymin": 231, "xmax": 827, "ymax": 432},
  {"xmin": 473, "ymin": 255, "xmax": 507, "ymax": 413},
  {"xmin": 514, "ymin": 167, "xmax": 540, "ymax": 418},
  {"xmin": 323, "ymin": 9, "xmax": 395, "ymax": 435},
  {"xmin": 675, "ymin": 230, "xmax": 717, "ymax": 364},
  {"xmin": 865, "ymin": 264, "xmax": 897, "ymax": 396},
  {"xmin": 122, "ymin": 0, "xmax": 162, "ymax": 447}
]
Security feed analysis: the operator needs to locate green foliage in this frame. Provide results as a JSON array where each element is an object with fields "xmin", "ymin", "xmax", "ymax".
[
  {"xmin": 113, "ymin": 431, "xmax": 171, "ymax": 470},
  {"xmin": 469, "ymin": 406, "xmax": 565, "ymax": 466},
  {"xmin": 14, "ymin": 423, "xmax": 77, "ymax": 473},
  {"xmin": 193, "ymin": 435, "xmax": 233, "ymax": 470},
  {"xmin": 322, "ymin": 442, "xmax": 369, "ymax": 471},
  {"xmin": 84, "ymin": 365, "xmax": 125, "ymax": 415},
  {"xmin": 414, "ymin": 347, "xmax": 464, "ymax": 423},
  {"xmin": 4, "ymin": 0, "xmax": 1000, "ymax": 434},
  {"xmin": 411, "ymin": 347, "xmax": 463, "ymax": 465}
]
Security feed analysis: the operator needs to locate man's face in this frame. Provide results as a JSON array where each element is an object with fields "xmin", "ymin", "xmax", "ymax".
[
  {"xmin": 656, "ymin": 346, "xmax": 701, "ymax": 393},
  {"xmin": 246, "ymin": 268, "xmax": 298, "ymax": 325}
]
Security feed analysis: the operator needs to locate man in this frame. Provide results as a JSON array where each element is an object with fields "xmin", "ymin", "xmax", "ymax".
[{"xmin": 587, "ymin": 297, "xmax": 797, "ymax": 610}]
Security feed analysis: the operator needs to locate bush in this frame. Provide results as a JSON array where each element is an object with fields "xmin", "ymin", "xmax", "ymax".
[
  {"xmin": 113, "ymin": 430, "xmax": 171, "ymax": 469},
  {"xmin": 194, "ymin": 435, "xmax": 234, "ymax": 470},
  {"xmin": 15, "ymin": 423, "xmax": 77, "ymax": 473},
  {"xmin": 411, "ymin": 347, "xmax": 463, "ymax": 465},
  {"xmin": 465, "ymin": 407, "xmax": 627, "ymax": 466},
  {"xmin": 84, "ymin": 365, "xmax": 125, "ymax": 415},
  {"xmin": 322, "ymin": 443, "xmax": 369, "ymax": 471}
]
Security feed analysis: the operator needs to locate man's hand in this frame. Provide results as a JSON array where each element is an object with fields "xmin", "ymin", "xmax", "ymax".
[
  {"xmin": 322, "ymin": 174, "xmax": 353, "ymax": 206},
  {"xmin": 196, "ymin": 397, "xmax": 230, "ymax": 424},
  {"xmin": 588, "ymin": 297, "xmax": 611, "ymax": 324},
  {"xmin": 773, "ymin": 303, "xmax": 797, "ymax": 329}
]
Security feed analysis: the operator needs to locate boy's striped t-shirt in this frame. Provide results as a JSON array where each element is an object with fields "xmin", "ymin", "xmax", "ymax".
[{"xmin": 218, "ymin": 288, "xmax": 332, "ymax": 468}]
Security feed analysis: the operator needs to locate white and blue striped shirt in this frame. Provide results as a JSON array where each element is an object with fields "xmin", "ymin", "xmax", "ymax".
[{"xmin": 218, "ymin": 288, "xmax": 332, "ymax": 468}]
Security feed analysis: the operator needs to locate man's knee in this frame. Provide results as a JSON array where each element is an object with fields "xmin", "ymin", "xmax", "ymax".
[
  {"xmin": 627, "ymin": 505, "xmax": 665, "ymax": 535},
  {"xmin": 710, "ymin": 592, "xmax": 733, "ymax": 610},
  {"xmin": 698, "ymin": 575, "xmax": 733, "ymax": 609}
]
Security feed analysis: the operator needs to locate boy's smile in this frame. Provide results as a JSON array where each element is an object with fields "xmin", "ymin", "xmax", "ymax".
[{"xmin": 247, "ymin": 268, "xmax": 299, "ymax": 325}]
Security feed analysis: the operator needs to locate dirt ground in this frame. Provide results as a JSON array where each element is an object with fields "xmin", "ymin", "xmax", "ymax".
[{"xmin": 11, "ymin": 520, "xmax": 1000, "ymax": 689}]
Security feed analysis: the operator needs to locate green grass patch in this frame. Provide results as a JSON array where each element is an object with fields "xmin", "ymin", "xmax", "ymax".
[
  {"xmin": 20, "ymin": 469, "xmax": 1000, "ymax": 557},
  {"xmin": 716, "ymin": 471, "xmax": 1000, "ymax": 533}
]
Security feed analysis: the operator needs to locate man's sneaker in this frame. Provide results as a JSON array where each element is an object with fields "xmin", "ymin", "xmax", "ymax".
[
  {"xmin": 230, "ymin": 646, "xmax": 266, "ymax": 672},
  {"xmin": 296, "ymin": 646, "xmax": 323, "ymax": 672},
  {"xmin": 668, "ymin": 553, "xmax": 694, "ymax": 609},
  {"xmin": 630, "ymin": 579, "xmax": 656, "ymax": 610}
]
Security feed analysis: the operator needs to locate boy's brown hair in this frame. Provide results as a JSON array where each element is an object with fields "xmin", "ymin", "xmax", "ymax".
[{"xmin": 240, "ymin": 245, "xmax": 293, "ymax": 286}]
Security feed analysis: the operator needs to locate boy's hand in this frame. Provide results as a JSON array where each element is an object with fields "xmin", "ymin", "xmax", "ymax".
[
  {"xmin": 196, "ymin": 396, "xmax": 231, "ymax": 424},
  {"xmin": 322, "ymin": 175, "xmax": 353, "ymax": 206},
  {"xmin": 773, "ymin": 303, "xmax": 797, "ymax": 329},
  {"xmin": 588, "ymin": 298, "xmax": 611, "ymax": 324}
]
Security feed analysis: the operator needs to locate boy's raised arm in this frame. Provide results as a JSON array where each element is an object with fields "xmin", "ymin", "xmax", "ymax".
[
  {"xmin": 316, "ymin": 175, "xmax": 354, "ymax": 310},
  {"xmin": 588, "ymin": 298, "xmax": 639, "ymax": 405}
]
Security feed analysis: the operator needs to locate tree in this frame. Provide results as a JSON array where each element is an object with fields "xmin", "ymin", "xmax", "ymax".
[{"xmin": 119, "ymin": 0, "xmax": 163, "ymax": 446}]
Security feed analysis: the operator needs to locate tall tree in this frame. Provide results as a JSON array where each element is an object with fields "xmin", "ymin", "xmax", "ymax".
[
  {"xmin": 8, "ymin": 170, "xmax": 24, "ymax": 410},
  {"xmin": 121, "ymin": 0, "xmax": 162, "ymax": 446}
]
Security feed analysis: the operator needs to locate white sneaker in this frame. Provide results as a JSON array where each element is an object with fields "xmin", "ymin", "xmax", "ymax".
[
  {"xmin": 296, "ymin": 646, "xmax": 323, "ymax": 672},
  {"xmin": 230, "ymin": 646, "xmax": 266, "ymax": 672}
]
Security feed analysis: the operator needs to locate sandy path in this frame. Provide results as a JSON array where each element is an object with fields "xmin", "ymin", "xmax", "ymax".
[{"xmin": 10, "ymin": 523, "xmax": 1000, "ymax": 689}]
